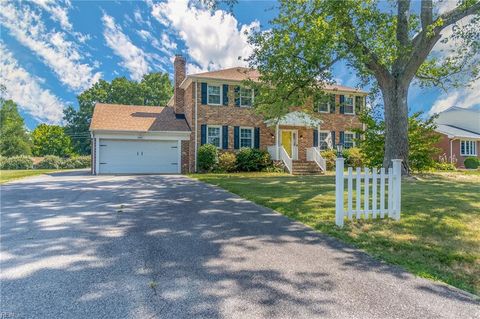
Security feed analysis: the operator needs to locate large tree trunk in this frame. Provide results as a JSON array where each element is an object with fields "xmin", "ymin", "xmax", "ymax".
[{"xmin": 380, "ymin": 79, "xmax": 410, "ymax": 175}]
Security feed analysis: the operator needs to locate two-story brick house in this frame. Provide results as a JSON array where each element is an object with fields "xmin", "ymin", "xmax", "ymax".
[{"xmin": 90, "ymin": 55, "xmax": 367, "ymax": 174}]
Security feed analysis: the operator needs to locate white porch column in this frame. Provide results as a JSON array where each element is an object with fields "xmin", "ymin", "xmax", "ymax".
[
  {"xmin": 317, "ymin": 124, "xmax": 321, "ymax": 149},
  {"xmin": 275, "ymin": 123, "xmax": 280, "ymax": 160}
]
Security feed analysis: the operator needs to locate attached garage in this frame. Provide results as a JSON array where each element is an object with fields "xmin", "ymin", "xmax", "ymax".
[
  {"xmin": 90, "ymin": 103, "xmax": 191, "ymax": 175},
  {"xmin": 98, "ymin": 139, "xmax": 180, "ymax": 174}
]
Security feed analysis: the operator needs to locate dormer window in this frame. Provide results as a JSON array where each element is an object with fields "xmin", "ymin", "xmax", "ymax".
[
  {"xmin": 239, "ymin": 87, "xmax": 253, "ymax": 107},
  {"xmin": 207, "ymin": 85, "xmax": 222, "ymax": 105}
]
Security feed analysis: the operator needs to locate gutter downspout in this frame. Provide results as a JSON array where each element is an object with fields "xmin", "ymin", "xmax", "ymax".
[
  {"xmin": 449, "ymin": 137, "xmax": 454, "ymax": 164},
  {"xmin": 194, "ymin": 80, "xmax": 198, "ymax": 172}
]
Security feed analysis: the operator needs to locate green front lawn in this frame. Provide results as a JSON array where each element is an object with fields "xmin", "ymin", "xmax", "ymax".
[
  {"xmin": 191, "ymin": 171, "xmax": 480, "ymax": 295},
  {"xmin": 0, "ymin": 169, "xmax": 61, "ymax": 184}
]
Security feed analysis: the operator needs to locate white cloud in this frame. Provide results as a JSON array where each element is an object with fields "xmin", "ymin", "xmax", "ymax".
[
  {"xmin": 0, "ymin": 44, "xmax": 65, "ymax": 124},
  {"xmin": 30, "ymin": 0, "xmax": 72, "ymax": 30},
  {"xmin": 428, "ymin": 2, "xmax": 479, "ymax": 114},
  {"xmin": 435, "ymin": 0, "xmax": 458, "ymax": 15},
  {"xmin": 429, "ymin": 78, "xmax": 480, "ymax": 114},
  {"xmin": 151, "ymin": 0, "xmax": 259, "ymax": 71},
  {"xmin": 102, "ymin": 14, "xmax": 150, "ymax": 81},
  {"xmin": 0, "ymin": 2, "xmax": 101, "ymax": 92}
]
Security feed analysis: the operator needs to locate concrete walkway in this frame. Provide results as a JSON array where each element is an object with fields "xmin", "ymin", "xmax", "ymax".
[{"xmin": 0, "ymin": 173, "xmax": 478, "ymax": 318}]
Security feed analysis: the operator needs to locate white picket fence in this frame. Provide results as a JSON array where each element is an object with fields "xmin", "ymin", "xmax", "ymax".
[{"xmin": 335, "ymin": 158, "xmax": 402, "ymax": 227}]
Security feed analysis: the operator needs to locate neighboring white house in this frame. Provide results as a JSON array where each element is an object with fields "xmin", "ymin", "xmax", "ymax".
[{"xmin": 434, "ymin": 106, "xmax": 480, "ymax": 167}]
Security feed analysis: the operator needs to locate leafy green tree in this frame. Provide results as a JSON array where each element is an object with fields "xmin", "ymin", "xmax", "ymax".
[
  {"xmin": 31, "ymin": 124, "xmax": 73, "ymax": 157},
  {"xmin": 357, "ymin": 110, "xmax": 440, "ymax": 172},
  {"xmin": 248, "ymin": 0, "xmax": 480, "ymax": 173},
  {"xmin": 0, "ymin": 99, "xmax": 31, "ymax": 156},
  {"xmin": 64, "ymin": 73, "xmax": 173, "ymax": 155}
]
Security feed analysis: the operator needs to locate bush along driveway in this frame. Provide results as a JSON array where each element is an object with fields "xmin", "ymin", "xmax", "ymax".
[{"xmin": 192, "ymin": 171, "xmax": 480, "ymax": 295}]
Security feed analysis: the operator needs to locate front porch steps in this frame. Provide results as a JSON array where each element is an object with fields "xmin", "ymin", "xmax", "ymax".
[{"xmin": 291, "ymin": 160, "xmax": 324, "ymax": 175}]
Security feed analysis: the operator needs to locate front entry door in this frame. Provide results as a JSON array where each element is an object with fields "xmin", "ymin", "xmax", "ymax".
[{"xmin": 281, "ymin": 130, "xmax": 298, "ymax": 159}]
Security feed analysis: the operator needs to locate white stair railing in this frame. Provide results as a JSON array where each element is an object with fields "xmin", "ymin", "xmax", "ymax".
[
  {"xmin": 279, "ymin": 146, "xmax": 292, "ymax": 173},
  {"xmin": 306, "ymin": 147, "xmax": 326, "ymax": 171},
  {"xmin": 335, "ymin": 158, "xmax": 402, "ymax": 227},
  {"xmin": 267, "ymin": 146, "xmax": 278, "ymax": 160}
]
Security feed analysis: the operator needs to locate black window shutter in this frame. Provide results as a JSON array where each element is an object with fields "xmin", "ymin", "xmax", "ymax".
[
  {"xmin": 234, "ymin": 86, "xmax": 240, "ymax": 107},
  {"xmin": 355, "ymin": 132, "xmax": 361, "ymax": 143},
  {"xmin": 201, "ymin": 83, "xmax": 207, "ymax": 105},
  {"xmin": 313, "ymin": 129, "xmax": 318, "ymax": 147},
  {"xmin": 331, "ymin": 131, "xmax": 336, "ymax": 147},
  {"xmin": 201, "ymin": 124, "xmax": 207, "ymax": 145},
  {"xmin": 222, "ymin": 125, "xmax": 228, "ymax": 149},
  {"xmin": 340, "ymin": 131, "xmax": 345, "ymax": 144},
  {"xmin": 330, "ymin": 94, "xmax": 336, "ymax": 113},
  {"xmin": 234, "ymin": 126, "xmax": 240, "ymax": 149},
  {"xmin": 222, "ymin": 84, "xmax": 229, "ymax": 106},
  {"xmin": 355, "ymin": 96, "xmax": 363, "ymax": 114},
  {"xmin": 254, "ymin": 127, "xmax": 260, "ymax": 149},
  {"xmin": 339, "ymin": 95, "xmax": 345, "ymax": 114}
]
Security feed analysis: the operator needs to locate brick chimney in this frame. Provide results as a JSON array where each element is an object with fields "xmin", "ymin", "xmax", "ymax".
[{"xmin": 174, "ymin": 54, "xmax": 186, "ymax": 114}]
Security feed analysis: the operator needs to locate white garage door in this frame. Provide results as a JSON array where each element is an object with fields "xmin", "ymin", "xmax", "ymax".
[{"xmin": 98, "ymin": 139, "xmax": 179, "ymax": 174}]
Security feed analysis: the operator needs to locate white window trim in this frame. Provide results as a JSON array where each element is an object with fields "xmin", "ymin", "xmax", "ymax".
[
  {"xmin": 206, "ymin": 125, "xmax": 222, "ymax": 148},
  {"xmin": 317, "ymin": 102, "xmax": 330, "ymax": 113},
  {"xmin": 460, "ymin": 139, "xmax": 477, "ymax": 156},
  {"xmin": 344, "ymin": 131, "xmax": 356, "ymax": 148},
  {"xmin": 344, "ymin": 97, "xmax": 355, "ymax": 115},
  {"xmin": 207, "ymin": 84, "xmax": 223, "ymax": 106},
  {"xmin": 239, "ymin": 126, "xmax": 254, "ymax": 148},
  {"xmin": 239, "ymin": 87, "xmax": 254, "ymax": 107},
  {"xmin": 318, "ymin": 130, "xmax": 330, "ymax": 150}
]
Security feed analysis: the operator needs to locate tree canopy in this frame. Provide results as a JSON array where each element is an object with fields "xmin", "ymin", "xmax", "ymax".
[
  {"xmin": 64, "ymin": 72, "xmax": 173, "ymax": 155},
  {"xmin": 248, "ymin": 0, "xmax": 479, "ymax": 173},
  {"xmin": 31, "ymin": 124, "xmax": 73, "ymax": 157},
  {"xmin": 356, "ymin": 108, "xmax": 441, "ymax": 172},
  {"xmin": 0, "ymin": 99, "xmax": 31, "ymax": 157}
]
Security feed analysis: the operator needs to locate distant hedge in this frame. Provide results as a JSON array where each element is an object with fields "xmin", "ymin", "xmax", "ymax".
[
  {"xmin": 0, "ymin": 155, "xmax": 90, "ymax": 170},
  {"xmin": 464, "ymin": 157, "xmax": 479, "ymax": 169}
]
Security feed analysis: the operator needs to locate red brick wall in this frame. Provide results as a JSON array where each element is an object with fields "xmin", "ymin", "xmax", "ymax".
[
  {"xmin": 174, "ymin": 55, "xmax": 186, "ymax": 114},
  {"xmin": 435, "ymin": 133, "xmax": 480, "ymax": 168},
  {"xmin": 179, "ymin": 81, "xmax": 365, "ymax": 172}
]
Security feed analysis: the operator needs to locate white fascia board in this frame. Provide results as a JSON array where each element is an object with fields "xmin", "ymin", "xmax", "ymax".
[{"xmin": 91, "ymin": 130, "xmax": 191, "ymax": 141}]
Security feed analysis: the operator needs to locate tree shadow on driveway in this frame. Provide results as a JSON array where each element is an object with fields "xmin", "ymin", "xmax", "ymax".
[{"xmin": 0, "ymin": 175, "xmax": 478, "ymax": 319}]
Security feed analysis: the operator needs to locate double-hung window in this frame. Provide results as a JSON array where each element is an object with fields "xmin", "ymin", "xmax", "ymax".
[
  {"xmin": 207, "ymin": 85, "xmax": 221, "ymax": 105},
  {"xmin": 344, "ymin": 97, "xmax": 354, "ymax": 114},
  {"xmin": 460, "ymin": 140, "xmax": 477, "ymax": 156},
  {"xmin": 344, "ymin": 132, "xmax": 355, "ymax": 149},
  {"xmin": 314, "ymin": 96, "xmax": 330, "ymax": 113},
  {"xmin": 239, "ymin": 87, "xmax": 253, "ymax": 107},
  {"xmin": 240, "ymin": 127, "xmax": 254, "ymax": 148},
  {"xmin": 207, "ymin": 125, "xmax": 222, "ymax": 148},
  {"xmin": 319, "ymin": 131, "xmax": 330, "ymax": 150}
]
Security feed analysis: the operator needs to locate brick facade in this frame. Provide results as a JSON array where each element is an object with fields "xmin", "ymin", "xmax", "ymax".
[
  {"xmin": 178, "ymin": 81, "xmax": 365, "ymax": 172},
  {"xmin": 435, "ymin": 133, "xmax": 480, "ymax": 168}
]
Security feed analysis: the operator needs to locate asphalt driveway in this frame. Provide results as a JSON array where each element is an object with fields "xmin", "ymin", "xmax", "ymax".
[{"xmin": 0, "ymin": 172, "xmax": 478, "ymax": 319}]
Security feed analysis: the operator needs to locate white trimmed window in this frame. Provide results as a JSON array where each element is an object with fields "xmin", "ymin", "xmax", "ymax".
[
  {"xmin": 344, "ymin": 97, "xmax": 354, "ymax": 114},
  {"xmin": 207, "ymin": 125, "xmax": 222, "ymax": 148},
  {"xmin": 207, "ymin": 85, "xmax": 221, "ymax": 105},
  {"xmin": 319, "ymin": 131, "xmax": 330, "ymax": 150},
  {"xmin": 240, "ymin": 127, "xmax": 254, "ymax": 148},
  {"xmin": 460, "ymin": 140, "xmax": 477, "ymax": 156},
  {"xmin": 344, "ymin": 132, "xmax": 355, "ymax": 149},
  {"xmin": 239, "ymin": 87, "xmax": 253, "ymax": 107}
]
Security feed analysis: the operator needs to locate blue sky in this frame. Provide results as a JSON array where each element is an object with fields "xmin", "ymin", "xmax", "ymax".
[{"xmin": 1, "ymin": 0, "xmax": 478, "ymax": 130}]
